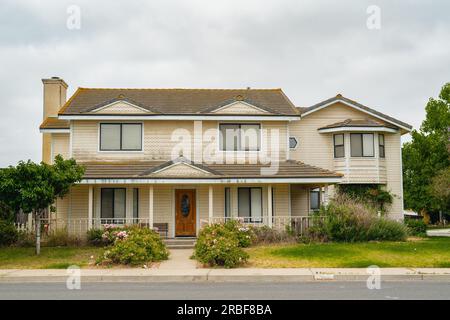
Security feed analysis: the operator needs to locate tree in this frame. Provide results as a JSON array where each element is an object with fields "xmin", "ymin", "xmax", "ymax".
[
  {"xmin": 402, "ymin": 83, "xmax": 450, "ymax": 222},
  {"xmin": 430, "ymin": 168, "xmax": 450, "ymax": 222},
  {"xmin": 0, "ymin": 155, "xmax": 84, "ymax": 254}
]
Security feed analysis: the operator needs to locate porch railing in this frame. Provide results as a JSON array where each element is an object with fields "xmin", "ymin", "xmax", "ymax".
[
  {"xmin": 15, "ymin": 218, "xmax": 156, "ymax": 238},
  {"xmin": 200, "ymin": 216, "xmax": 324, "ymax": 236}
]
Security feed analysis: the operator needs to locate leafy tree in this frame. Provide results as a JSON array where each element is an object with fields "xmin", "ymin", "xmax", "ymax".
[
  {"xmin": 0, "ymin": 155, "xmax": 84, "ymax": 254},
  {"xmin": 402, "ymin": 83, "xmax": 450, "ymax": 222},
  {"xmin": 430, "ymin": 168, "xmax": 450, "ymax": 221}
]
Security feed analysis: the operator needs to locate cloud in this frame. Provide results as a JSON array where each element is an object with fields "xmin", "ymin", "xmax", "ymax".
[{"xmin": 0, "ymin": 0, "xmax": 449, "ymax": 166}]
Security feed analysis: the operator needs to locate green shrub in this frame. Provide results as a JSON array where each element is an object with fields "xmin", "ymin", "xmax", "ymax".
[
  {"xmin": 405, "ymin": 219, "xmax": 427, "ymax": 237},
  {"xmin": 252, "ymin": 225, "xmax": 297, "ymax": 244},
  {"xmin": 98, "ymin": 226, "xmax": 169, "ymax": 266},
  {"xmin": 309, "ymin": 196, "xmax": 407, "ymax": 242},
  {"xmin": 194, "ymin": 223, "xmax": 249, "ymax": 268},
  {"xmin": 15, "ymin": 231, "xmax": 35, "ymax": 247},
  {"xmin": 87, "ymin": 228, "xmax": 107, "ymax": 246},
  {"xmin": 44, "ymin": 229, "xmax": 83, "ymax": 247},
  {"xmin": 0, "ymin": 219, "xmax": 18, "ymax": 246},
  {"xmin": 223, "ymin": 220, "xmax": 255, "ymax": 248},
  {"xmin": 367, "ymin": 219, "xmax": 408, "ymax": 241}
]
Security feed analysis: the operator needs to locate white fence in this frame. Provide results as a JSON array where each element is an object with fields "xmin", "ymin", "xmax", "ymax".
[
  {"xmin": 16, "ymin": 216, "xmax": 324, "ymax": 237},
  {"xmin": 15, "ymin": 218, "xmax": 156, "ymax": 238},
  {"xmin": 200, "ymin": 216, "xmax": 324, "ymax": 235}
]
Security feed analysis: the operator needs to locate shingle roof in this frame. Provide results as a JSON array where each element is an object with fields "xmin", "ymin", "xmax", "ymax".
[
  {"xmin": 319, "ymin": 118, "xmax": 398, "ymax": 130},
  {"xmin": 59, "ymin": 88, "xmax": 299, "ymax": 116},
  {"xmin": 39, "ymin": 117, "xmax": 70, "ymax": 130},
  {"xmin": 80, "ymin": 159, "xmax": 342, "ymax": 179},
  {"xmin": 298, "ymin": 94, "xmax": 413, "ymax": 130}
]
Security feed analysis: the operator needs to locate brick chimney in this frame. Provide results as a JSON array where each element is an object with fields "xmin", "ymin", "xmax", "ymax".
[
  {"xmin": 41, "ymin": 77, "xmax": 68, "ymax": 163},
  {"xmin": 42, "ymin": 77, "xmax": 68, "ymax": 119}
]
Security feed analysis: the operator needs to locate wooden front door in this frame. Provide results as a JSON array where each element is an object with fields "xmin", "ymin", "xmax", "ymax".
[{"xmin": 175, "ymin": 189, "xmax": 196, "ymax": 237}]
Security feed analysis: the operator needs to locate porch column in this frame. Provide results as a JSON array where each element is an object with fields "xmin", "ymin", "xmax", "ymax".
[
  {"xmin": 323, "ymin": 184, "xmax": 329, "ymax": 206},
  {"xmin": 267, "ymin": 185, "xmax": 273, "ymax": 228},
  {"xmin": 208, "ymin": 185, "xmax": 213, "ymax": 220},
  {"xmin": 88, "ymin": 185, "xmax": 93, "ymax": 230},
  {"xmin": 149, "ymin": 185, "xmax": 154, "ymax": 229}
]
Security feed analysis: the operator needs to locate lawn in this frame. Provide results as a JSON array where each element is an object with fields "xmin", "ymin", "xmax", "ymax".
[
  {"xmin": 246, "ymin": 237, "xmax": 450, "ymax": 268},
  {"xmin": 0, "ymin": 247, "xmax": 103, "ymax": 269}
]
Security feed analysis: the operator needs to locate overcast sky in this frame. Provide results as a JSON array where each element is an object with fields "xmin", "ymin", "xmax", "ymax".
[{"xmin": 0, "ymin": 0, "xmax": 449, "ymax": 167}]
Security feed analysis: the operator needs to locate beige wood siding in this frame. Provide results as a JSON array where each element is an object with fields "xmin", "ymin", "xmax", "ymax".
[
  {"xmin": 71, "ymin": 120, "xmax": 288, "ymax": 163},
  {"xmin": 51, "ymin": 133, "xmax": 70, "ymax": 161},
  {"xmin": 290, "ymin": 185, "xmax": 310, "ymax": 216},
  {"xmin": 384, "ymin": 133, "xmax": 403, "ymax": 220}
]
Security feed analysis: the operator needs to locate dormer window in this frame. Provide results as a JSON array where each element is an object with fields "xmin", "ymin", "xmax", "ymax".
[
  {"xmin": 100, "ymin": 123, "xmax": 142, "ymax": 151},
  {"xmin": 219, "ymin": 123, "xmax": 261, "ymax": 151}
]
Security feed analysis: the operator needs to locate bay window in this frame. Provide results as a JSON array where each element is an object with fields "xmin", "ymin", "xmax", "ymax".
[
  {"xmin": 333, "ymin": 134, "xmax": 345, "ymax": 158},
  {"xmin": 350, "ymin": 133, "xmax": 374, "ymax": 157}
]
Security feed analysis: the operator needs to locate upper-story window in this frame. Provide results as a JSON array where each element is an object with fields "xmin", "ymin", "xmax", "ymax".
[
  {"xmin": 100, "ymin": 123, "xmax": 142, "ymax": 151},
  {"xmin": 350, "ymin": 133, "xmax": 374, "ymax": 157},
  {"xmin": 379, "ymin": 134, "xmax": 385, "ymax": 158},
  {"xmin": 333, "ymin": 134, "xmax": 345, "ymax": 158},
  {"xmin": 219, "ymin": 123, "xmax": 261, "ymax": 151}
]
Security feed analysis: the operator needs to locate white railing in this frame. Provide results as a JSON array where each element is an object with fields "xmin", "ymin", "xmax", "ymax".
[
  {"xmin": 15, "ymin": 218, "xmax": 159, "ymax": 238},
  {"xmin": 200, "ymin": 216, "xmax": 324, "ymax": 235}
]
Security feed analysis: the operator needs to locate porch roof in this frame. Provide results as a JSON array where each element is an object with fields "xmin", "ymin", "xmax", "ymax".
[{"xmin": 79, "ymin": 159, "xmax": 342, "ymax": 184}]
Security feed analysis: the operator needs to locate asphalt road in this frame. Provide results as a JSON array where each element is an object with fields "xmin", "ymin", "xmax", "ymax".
[{"xmin": 0, "ymin": 281, "xmax": 449, "ymax": 300}]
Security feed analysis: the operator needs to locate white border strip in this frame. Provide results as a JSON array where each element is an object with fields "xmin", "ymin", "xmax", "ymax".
[
  {"xmin": 318, "ymin": 126, "xmax": 398, "ymax": 133},
  {"xmin": 79, "ymin": 177, "xmax": 342, "ymax": 184},
  {"xmin": 40, "ymin": 128, "xmax": 70, "ymax": 133}
]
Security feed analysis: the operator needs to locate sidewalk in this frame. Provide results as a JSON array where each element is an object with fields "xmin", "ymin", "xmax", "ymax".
[{"xmin": 1, "ymin": 249, "xmax": 450, "ymax": 283}]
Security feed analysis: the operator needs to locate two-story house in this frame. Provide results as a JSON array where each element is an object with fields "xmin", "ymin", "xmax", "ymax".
[{"xmin": 39, "ymin": 77, "xmax": 411, "ymax": 237}]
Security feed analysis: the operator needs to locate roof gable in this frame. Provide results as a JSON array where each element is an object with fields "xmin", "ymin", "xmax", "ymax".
[
  {"xmin": 205, "ymin": 100, "xmax": 274, "ymax": 114},
  {"xmin": 88, "ymin": 98, "xmax": 159, "ymax": 114},
  {"xmin": 140, "ymin": 157, "xmax": 220, "ymax": 177},
  {"xmin": 300, "ymin": 94, "xmax": 412, "ymax": 132}
]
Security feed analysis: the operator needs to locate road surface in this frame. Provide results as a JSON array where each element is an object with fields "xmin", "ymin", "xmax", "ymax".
[{"xmin": 0, "ymin": 281, "xmax": 449, "ymax": 300}]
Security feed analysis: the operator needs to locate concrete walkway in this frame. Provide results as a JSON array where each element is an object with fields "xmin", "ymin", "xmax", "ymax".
[
  {"xmin": 0, "ymin": 266, "xmax": 449, "ymax": 283},
  {"xmin": 158, "ymin": 249, "xmax": 197, "ymax": 270},
  {"xmin": 427, "ymin": 228, "xmax": 450, "ymax": 237}
]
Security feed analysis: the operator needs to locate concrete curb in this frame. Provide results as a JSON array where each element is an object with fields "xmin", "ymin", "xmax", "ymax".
[{"xmin": 0, "ymin": 268, "xmax": 449, "ymax": 283}]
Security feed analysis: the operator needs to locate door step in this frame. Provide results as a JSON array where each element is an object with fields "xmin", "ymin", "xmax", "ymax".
[{"xmin": 164, "ymin": 238, "xmax": 196, "ymax": 249}]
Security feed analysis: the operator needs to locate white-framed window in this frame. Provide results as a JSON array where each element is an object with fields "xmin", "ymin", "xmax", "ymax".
[
  {"xmin": 350, "ymin": 133, "xmax": 374, "ymax": 157},
  {"xmin": 224, "ymin": 187, "xmax": 231, "ymax": 218},
  {"xmin": 219, "ymin": 123, "xmax": 261, "ymax": 151},
  {"xmin": 101, "ymin": 188, "xmax": 126, "ymax": 221},
  {"xmin": 238, "ymin": 187, "xmax": 262, "ymax": 222},
  {"xmin": 100, "ymin": 123, "xmax": 142, "ymax": 151},
  {"xmin": 379, "ymin": 134, "xmax": 385, "ymax": 158},
  {"xmin": 310, "ymin": 188, "xmax": 321, "ymax": 210},
  {"xmin": 333, "ymin": 134, "xmax": 345, "ymax": 158}
]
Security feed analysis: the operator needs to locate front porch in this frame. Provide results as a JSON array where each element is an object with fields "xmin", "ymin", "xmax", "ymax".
[{"xmin": 32, "ymin": 183, "xmax": 332, "ymax": 238}]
